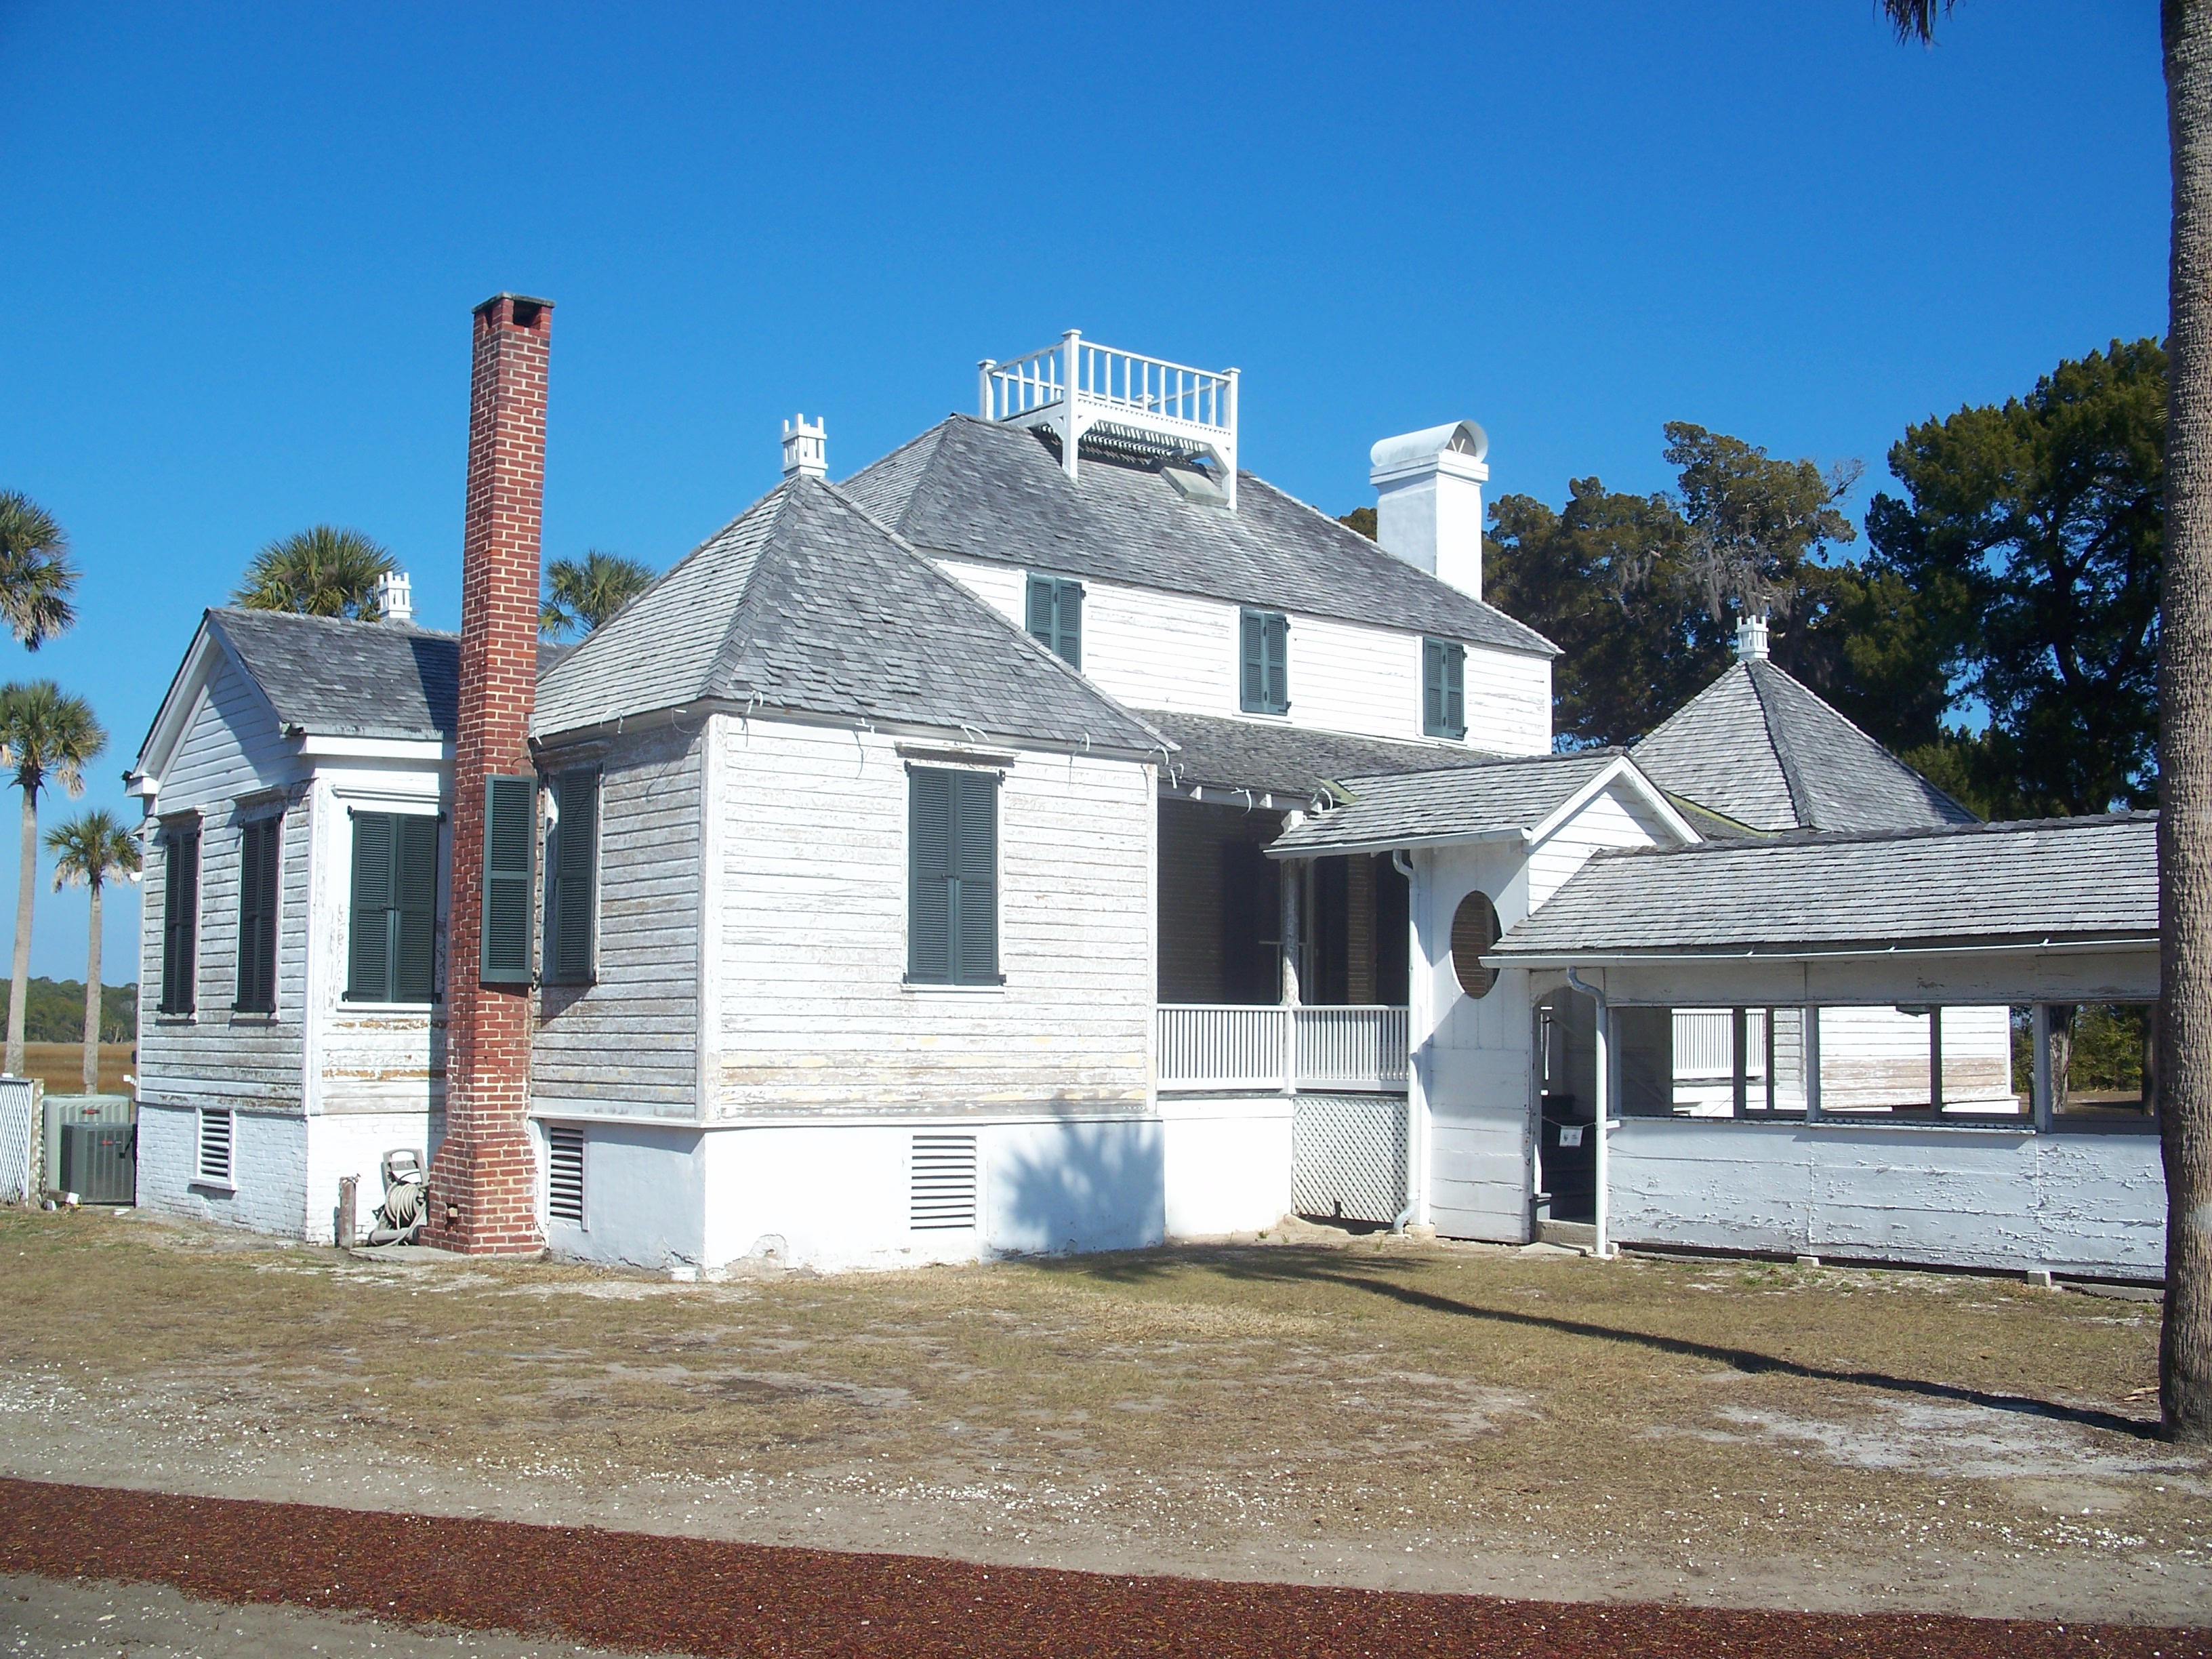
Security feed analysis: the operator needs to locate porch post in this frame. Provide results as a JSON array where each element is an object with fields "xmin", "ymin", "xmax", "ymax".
[
  {"xmin": 1731, "ymin": 1006, "xmax": 1749, "ymax": 1119},
  {"xmin": 1592, "ymin": 989, "xmax": 1613, "ymax": 1258},
  {"xmin": 2032, "ymin": 1004, "xmax": 2054, "ymax": 1130},
  {"xmin": 1279, "ymin": 855, "xmax": 1303, "ymax": 1096},
  {"xmin": 1804, "ymin": 1006, "xmax": 1824, "ymax": 1123},
  {"xmin": 1929, "ymin": 1006, "xmax": 1945, "ymax": 1110}
]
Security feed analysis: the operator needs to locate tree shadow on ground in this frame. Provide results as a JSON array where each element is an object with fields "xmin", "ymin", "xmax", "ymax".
[{"xmin": 1029, "ymin": 1243, "xmax": 2167, "ymax": 1444}]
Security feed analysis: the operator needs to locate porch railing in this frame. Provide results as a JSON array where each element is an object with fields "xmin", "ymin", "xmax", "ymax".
[{"xmin": 1157, "ymin": 1005, "xmax": 1409, "ymax": 1094}]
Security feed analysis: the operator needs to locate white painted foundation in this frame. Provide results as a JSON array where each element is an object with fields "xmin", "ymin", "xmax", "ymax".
[
  {"xmin": 1610, "ymin": 1117, "xmax": 2166, "ymax": 1279},
  {"xmin": 1158, "ymin": 1094, "xmax": 1294, "ymax": 1237}
]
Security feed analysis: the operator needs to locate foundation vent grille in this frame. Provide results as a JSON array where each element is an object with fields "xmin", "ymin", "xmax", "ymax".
[
  {"xmin": 547, "ymin": 1126, "xmax": 585, "ymax": 1224},
  {"xmin": 195, "ymin": 1109, "xmax": 233, "ymax": 1185},
  {"xmin": 909, "ymin": 1133, "xmax": 978, "ymax": 1230}
]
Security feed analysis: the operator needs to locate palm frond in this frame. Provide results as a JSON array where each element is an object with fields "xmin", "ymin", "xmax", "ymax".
[
  {"xmin": 47, "ymin": 807, "xmax": 138, "ymax": 893},
  {"xmin": 1880, "ymin": 0, "xmax": 1956, "ymax": 45},
  {"xmin": 0, "ymin": 679, "xmax": 108, "ymax": 799},
  {"xmin": 0, "ymin": 491, "xmax": 79, "ymax": 650},
  {"xmin": 541, "ymin": 550, "xmax": 658, "ymax": 638},
  {"xmin": 234, "ymin": 525, "xmax": 396, "ymax": 619}
]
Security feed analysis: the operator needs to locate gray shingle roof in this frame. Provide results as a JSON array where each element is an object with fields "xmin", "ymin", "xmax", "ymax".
[
  {"xmin": 1139, "ymin": 708, "xmax": 1498, "ymax": 800},
  {"xmin": 207, "ymin": 608, "xmax": 459, "ymax": 741},
  {"xmin": 839, "ymin": 416, "xmax": 1557, "ymax": 658},
  {"xmin": 1267, "ymin": 751, "xmax": 1637, "ymax": 856},
  {"xmin": 533, "ymin": 475, "xmax": 1161, "ymax": 752},
  {"xmin": 1631, "ymin": 658, "xmax": 1976, "ymax": 834},
  {"xmin": 1488, "ymin": 813, "xmax": 2157, "ymax": 962}
]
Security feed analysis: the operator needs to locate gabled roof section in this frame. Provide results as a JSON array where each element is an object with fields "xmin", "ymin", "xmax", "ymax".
[
  {"xmin": 1488, "ymin": 813, "xmax": 2156, "ymax": 964},
  {"xmin": 1267, "ymin": 750, "xmax": 1696, "ymax": 859},
  {"xmin": 840, "ymin": 416, "xmax": 1557, "ymax": 658},
  {"xmin": 212, "ymin": 609, "xmax": 457, "ymax": 743},
  {"xmin": 533, "ymin": 475, "xmax": 1162, "ymax": 752},
  {"xmin": 1631, "ymin": 657, "xmax": 1977, "ymax": 834},
  {"xmin": 1141, "ymin": 709, "xmax": 1496, "ymax": 801}
]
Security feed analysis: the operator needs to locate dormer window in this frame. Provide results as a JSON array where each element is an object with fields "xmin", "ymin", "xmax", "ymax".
[
  {"xmin": 1423, "ymin": 638, "xmax": 1466, "ymax": 739},
  {"xmin": 1026, "ymin": 574, "xmax": 1083, "ymax": 670},
  {"xmin": 1240, "ymin": 609, "xmax": 1289, "ymax": 716}
]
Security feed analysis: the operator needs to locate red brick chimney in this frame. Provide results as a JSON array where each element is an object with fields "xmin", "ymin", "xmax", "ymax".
[{"xmin": 425, "ymin": 292, "xmax": 552, "ymax": 1255}]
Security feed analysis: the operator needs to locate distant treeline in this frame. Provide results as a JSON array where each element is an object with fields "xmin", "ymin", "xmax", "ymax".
[{"xmin": 3, "ymin": 978, "xmax": 136, "ymax": 1045}]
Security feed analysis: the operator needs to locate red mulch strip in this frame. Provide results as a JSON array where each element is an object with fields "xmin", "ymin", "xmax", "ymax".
[{"xmin": 0, "ymin": 1477, "xmax": 2200, "ymax": 1658}]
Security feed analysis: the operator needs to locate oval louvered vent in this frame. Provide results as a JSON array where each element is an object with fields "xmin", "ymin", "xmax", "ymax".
[
  {"xmin": 547, "ymin": 1126, "xmax": 585, "ymax": 1225},
  {"xmin": 909, "ymin": 1133, "xmax": 977, "ymax": 1231}
]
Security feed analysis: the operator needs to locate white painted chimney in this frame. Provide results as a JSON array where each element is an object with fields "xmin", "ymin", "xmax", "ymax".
[
  {"xmin": 1736, "ymin": 611, "xmax": 1771, "ymax": 661},
  {"xmin": 781, "ymin": 414, "xmax": 827, "ymax": 480},
  {"xmin": 1368, "ymin": 421, "xmax": 1490, "ymax": 599},
  {"xmin": 373, "ymin": 569, "xmax": 414, "ymax": 625}
]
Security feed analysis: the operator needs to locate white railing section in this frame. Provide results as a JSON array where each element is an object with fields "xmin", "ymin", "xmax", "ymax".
[
  {"xmin": 1157, "ymin": 1005, "xmax": 1410, "ymax": 1094},
  {"xmin": 1673, "ymin": 1008, "xmax": 1769, "ymax": 1082},
  {"xmin": 980, "ymin": 330, "xmax": 1239, "ymax": 507}
]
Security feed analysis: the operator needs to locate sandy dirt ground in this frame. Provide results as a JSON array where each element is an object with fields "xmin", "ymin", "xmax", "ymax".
[{"xmin": 0, "ymin": 1208, "xmax": 2204, "ymax": 1631}]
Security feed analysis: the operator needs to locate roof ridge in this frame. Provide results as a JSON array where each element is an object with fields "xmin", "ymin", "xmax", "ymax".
[
  {"xmin": 1578, "ymin": 807, "xmax": 2157, "ymax": 863},
  {"xmin": 211, "ymin": 605, "xmax": 459, "ymax": 642},
  {"xmin": 1745, "ymin": 655, "xmax": 1983, "ymax": 826},
  {"xmin": 1742, "ymin": 659, "xmax": 1817, "ymax": 828}
]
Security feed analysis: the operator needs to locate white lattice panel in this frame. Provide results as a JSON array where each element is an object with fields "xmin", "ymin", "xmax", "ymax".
[
  {"xmin": 0, "ymin": 1079, "xmax": 35, "ymax": 1204},
  {"xmin": 1292, "ymin": 1092, "xmax": 1407, "ymax": 1225}
]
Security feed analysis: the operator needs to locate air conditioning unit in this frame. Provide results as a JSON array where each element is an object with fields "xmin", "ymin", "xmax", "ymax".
[{"xmin": 58, "ymin": 1123, "xmax": 136, "ymax": 1207}]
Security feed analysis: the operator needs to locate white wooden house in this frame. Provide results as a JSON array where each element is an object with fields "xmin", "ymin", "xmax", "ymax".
[{"xmin": 124, "ymin": 312, "xmax": 2166, "ymax": 1280}]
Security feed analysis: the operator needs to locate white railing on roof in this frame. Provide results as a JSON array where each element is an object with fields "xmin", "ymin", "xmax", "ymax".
[
  {"xmin": 1157, "ymin": 1005, "xmax": 1409, "ymax": 1094},
  {"xmin": 980, "ymin": 330, "xmax": 1239, "ymax": 508}
]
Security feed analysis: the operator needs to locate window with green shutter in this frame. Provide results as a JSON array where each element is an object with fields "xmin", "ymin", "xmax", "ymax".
[
  {"xmin": 159, "ymin": 825, "xmax": 199, "ymax": 1017},
  {"xmin": 907, "ymin": 765, "xmax": 1000, "ymax": 986},
  {"xmin": 233, "ymin": 815, "xmax": 281, "ymax": 1014},
  {"xmin": 346, "ymin": 811, "xmax": 440, "ymax": 1004},
  {"xmin": 543, "ymin": 766, "xmax": 598, "ymax": 985},
  {"xmin": 1423, "ymin": 637, "xmax": 1467, "ymax": 739},
  {"xmin": 1025, "ymin": 573, "xmax": 1083, "ymax": 670},
  {"xmin": 480, "ymin": 775, "xmax": 536, "ymax": 985},
  {"xmin": 1240, "ymin": 608, "xmax": 1289, "ymax": 715}
]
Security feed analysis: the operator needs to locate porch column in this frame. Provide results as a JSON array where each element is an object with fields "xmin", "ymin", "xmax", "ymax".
[
  {"xmin": 1592, "ymin": 989, "xmax": 1612, "ymax": 1258},
  {"xmin": 1279, "ymin": 857, "xmax": 1303, "ymax": 1008},
  {"xmin": 2032, "ymin": 1004, "xmax": 2054, "ymax": 1130},
  {"xmin": 1804, "ymin": 1006, "xmax": 1824, "ymax": 1123}
]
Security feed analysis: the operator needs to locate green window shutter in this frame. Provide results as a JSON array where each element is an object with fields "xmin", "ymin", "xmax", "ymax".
[
  {"xmin": 1422, "ymin": 638, "xmax": 1467, "ymax": 739},
  {"xmin": 161, "ymin": 830, "xmax": 199, "ymax": 1016},
  {"xmin": 548, "ymin": 767, "xmax": 598, "ymax": 983},
  {"xmin": 1240, "ymin": 609, "xmax": 1265, "ymax": 711},
  {"xmin": 1025, "ymin": 575, "xmax": 1083, "ymax": 670},
  {"xmin": 949, "ymin": 770, "xmax": 998, "ymax": 985},
  {"xmin": 347, "ymin": 813, "xmax": 394, "ymax": 1002},
  {"xmin": 234, "ymin": 817, "xmax": 279, "ymax": 1013},
  {"xmin": 480, "ymin": 775, "xmax": 536, "ymax": 985},
  {"xmin": 1264, "ymin": 612, "xmax": 1289, "ymax": 714},
  {"xmin": 394, "ymin": 814, "xmax": 439, "ymax": 1003},
  {"xmin": 907, "ymin": 766, "xmax": 953, "ymax": 983},
  {"xmin": 1445, "ymin": 641, "xmax": 1465, "ymax": 738}
]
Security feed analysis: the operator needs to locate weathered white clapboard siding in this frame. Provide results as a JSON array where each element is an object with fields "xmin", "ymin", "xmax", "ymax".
[
  {"xmin": 1523, "ymin": 787, "xmax": 1683, "ymax": 914},
  {"xmin": 1609, "ymin": 1116, "xmax": 2165, "ymax": 1278},
  {"xmin": 306, "ymin": 766, "xmax": 446, "ymax": 1115},
  {"xmin": 933, "ymin": 556, "xmax": 1549, "ymax": 754},
  {"xmin": 137, "ymin": 658, "xmax": 310, "ymax": 1116},
  {"xmin": 710, "ymin": 717, "xmax": 1153, "ymax": 1117},
  {"xmin": 533, "ymin": 722, "xmax": 703, "ymax": 1115}
]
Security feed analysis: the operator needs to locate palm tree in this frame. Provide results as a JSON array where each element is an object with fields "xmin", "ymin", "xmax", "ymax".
[
  {"xmin": 0, "ymin": 492, "xmax": 78, "ymax": 649},
  {"xmin": 233, "ymin": 525, "xmax": 396, "ymax": 619},
  {"xmin": 541, "ymin": 550, "xmax": 656, "ymax": 638},
  {"xmin": 1883, "ymin": 0, "xmax": 2212, "ymax": 1443},
  {"xmin": 0, "ymin": 682, "xmax": 105, "ymax": 1080},
  {"xmin": 46, "ymin": 810, "xmax": 138, "ymax": 1094}
]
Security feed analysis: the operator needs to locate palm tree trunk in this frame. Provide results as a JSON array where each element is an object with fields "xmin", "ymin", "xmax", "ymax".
[
  {"xmin": 5, "ymin": 786, "xmax": 35, "ymax": 1081},
  {"xmin": 2160, "ymin": 0, "xmax": 2212, "ymax": 1445},
  {"xmin": 80, "ymin": 881, "xmax": 100, "ymax": 1094}
]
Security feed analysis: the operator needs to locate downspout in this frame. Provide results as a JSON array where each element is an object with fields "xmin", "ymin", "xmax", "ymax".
[
  {"xmin": 1565, "ymin": 966, "xmax": 1616, "ymax": 1260},
  {"xmin": 1392, "ymin": 851, "xmax": 1422, "ymax": 1234}
]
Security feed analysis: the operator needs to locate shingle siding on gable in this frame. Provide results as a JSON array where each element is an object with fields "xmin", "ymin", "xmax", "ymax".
[
  {"xmin": 710, "ymin": 718, "xmax": 1153, "ymax": 1118},
  {"xmin": 532, "ymin": 722, "xmax": 703, "ymax": 1116}
]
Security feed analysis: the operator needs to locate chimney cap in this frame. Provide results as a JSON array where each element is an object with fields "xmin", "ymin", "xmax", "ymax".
[
  {"xmin": 474, "ymin": 292, "xmax": 554, "ymax": 325},
  {"xmin": 1370, "ymin": 420, "xmax": 1489, "ymax": 485},
  {"xmin": 372, "ymin": 569, "xmax": 415, "ymax": 626}
]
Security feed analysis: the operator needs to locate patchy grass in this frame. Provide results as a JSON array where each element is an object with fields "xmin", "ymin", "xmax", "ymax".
[{"xmin": 1, "ymin": 1209, "xmax": 2205, "ymax": 1620}]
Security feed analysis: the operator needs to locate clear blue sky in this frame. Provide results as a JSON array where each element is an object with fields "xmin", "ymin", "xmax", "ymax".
[{"xmin": 0, "ymin": 1, "xmax": 2169, "ymax": 986}]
